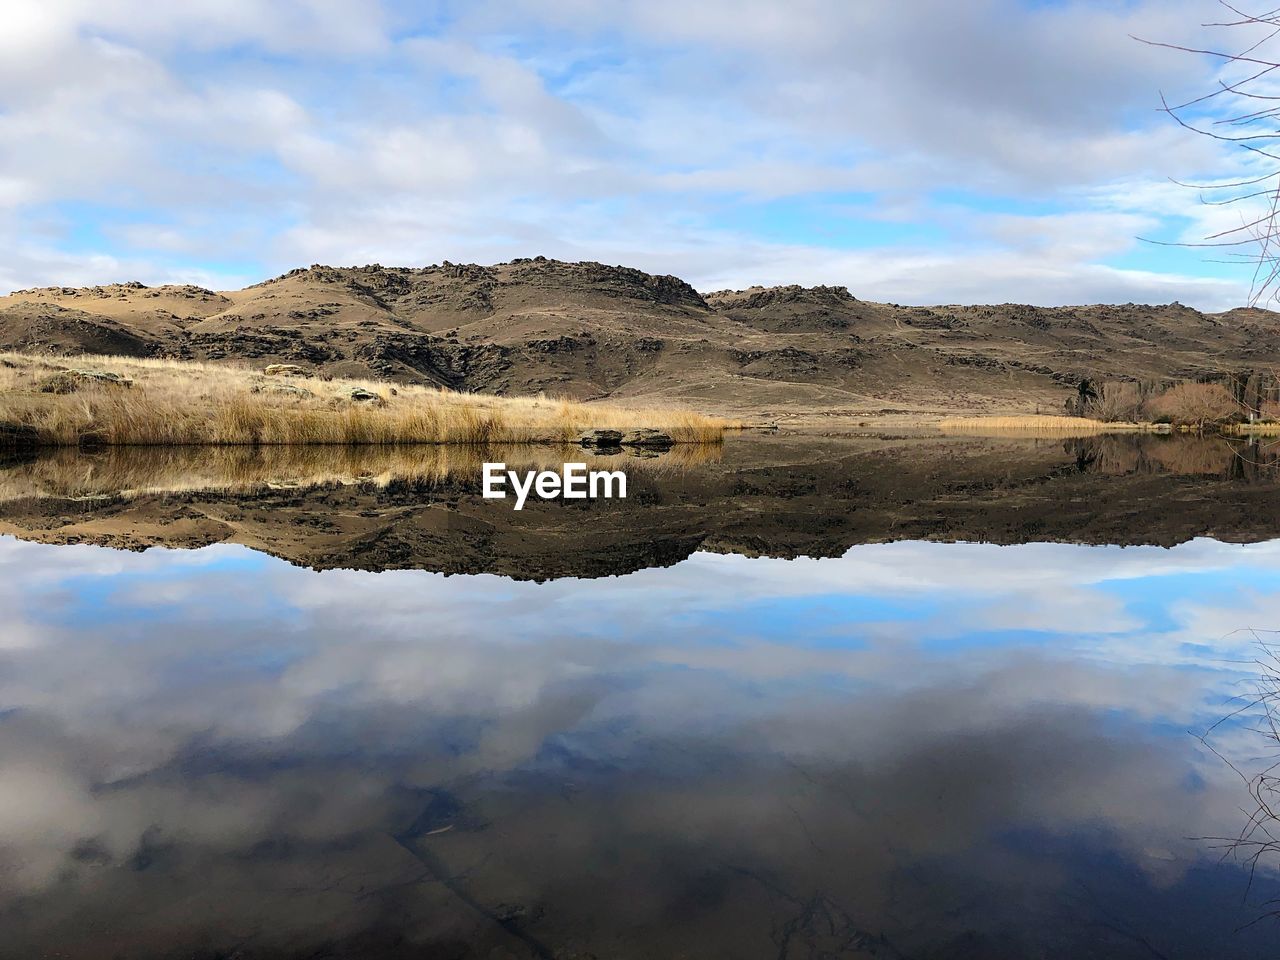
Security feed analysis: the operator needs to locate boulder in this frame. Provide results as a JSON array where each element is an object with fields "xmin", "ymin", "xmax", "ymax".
[
  {"xmin": 251, "ymin": 383, "xmax": 312, "ymax": 398},
  {"xmin": 620, "ymin": 428, "xmax": 674, "ymax": 450},
  {"xmin": 579, "ymin": 428, "xmax": 624, "ymax": 448},
  {"xmin": 73, "ymin": 368, "xmax": 132, "ymax": 387},
  {"xmin": 38, "ymin": 369, "xmax": 134, "ymax": 393},
  {"xmin": 348, "ymin": 387, "xmax": 385, "ymax": 404},
  {"xmin": 264, "ymin": 364, "xmax": 303, "ymax": 376}
]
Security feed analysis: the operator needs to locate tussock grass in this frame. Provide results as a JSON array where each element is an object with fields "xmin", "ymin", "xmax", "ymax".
[
  {"xmin": 0, "ymin": 353, "xmax": 733, "ymax": 447},
  {"xmin": 0, "ymin": 442, "xmax": 724, "ymax": 503},
  {"xmin": 938, "ymin": 415, "xmax": 1167, "ymax": 437}
]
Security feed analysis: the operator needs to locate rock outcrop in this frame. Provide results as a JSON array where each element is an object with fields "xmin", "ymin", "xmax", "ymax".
[
  {"xmin": 3, "ymin": 258, "xmax": 1279, "ymax": 416},
  {"xmin": 37, "ymin": 369, "xmax": 134, "ymax": 393}
]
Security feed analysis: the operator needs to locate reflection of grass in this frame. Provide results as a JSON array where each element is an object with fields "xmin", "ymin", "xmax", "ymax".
[
  {"xmin": 0, "ymin": 353, "xmax": 733, "ymax": 446},
  {"xmin": 1227, "ymin": 422, "xmax": 1280, "ymax": 436},
  {"xmin": 0, "ymin": 442, "xmax": 723, "ymax": 502},
  {"xmin": 939, "ymin": 415, "xmax": 1167, "ymax": 437}
]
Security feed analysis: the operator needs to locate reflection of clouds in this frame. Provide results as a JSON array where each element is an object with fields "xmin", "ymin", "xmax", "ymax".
[
  {"xmin": 270, "ymin": 538, "xmax": 1279, "ymax": 682},
  {"xmin": 2, "ymin": 534, "xmax": 1273, "ymax": 746},
  {"xmin": 0, "ymin": 541, "xmax": 229, "ymax": 650},
  {"xmin": 1, "ymin": 533, "xmax": 1279, "ymax": 953}
]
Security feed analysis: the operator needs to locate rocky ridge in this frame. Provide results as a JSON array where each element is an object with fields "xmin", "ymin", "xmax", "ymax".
[{"xmin": 3, "ymin": 258, "xmax": 1278, "ymax": 417}]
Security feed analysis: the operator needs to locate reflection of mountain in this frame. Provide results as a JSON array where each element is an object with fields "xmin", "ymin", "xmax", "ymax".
[{"xmin": 2, "ymin": 433, "xmax": 1278, "ymax": 580}]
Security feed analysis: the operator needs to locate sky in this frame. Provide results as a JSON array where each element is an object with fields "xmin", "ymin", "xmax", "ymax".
[{"xmin": 0, "ymin": 0, "xmax": 1273, "ymax": 308}]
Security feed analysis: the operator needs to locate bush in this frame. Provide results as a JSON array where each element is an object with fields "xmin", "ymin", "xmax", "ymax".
[
  {"xmin": 1142, "ymin": 382, "xmax": 1239, "ymax": 428},
  {"xmin": 1091, "ymin": 381, "xmax": 1145, "ymax": 422}
]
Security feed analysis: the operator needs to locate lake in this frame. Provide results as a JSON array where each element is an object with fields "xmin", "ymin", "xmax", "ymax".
[{"xmin": 2, "ymin": 432, "xmax": 1280, "ymax": 958}]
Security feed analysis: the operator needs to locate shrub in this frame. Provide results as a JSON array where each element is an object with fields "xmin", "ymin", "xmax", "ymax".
[
  {"xmin": 1142, "ymin": 382, "xmax": 1239, "ymax": 428},
  {"xmin": 1091, "ymin": 381, "xmax": 1145, "ymax": 422}
]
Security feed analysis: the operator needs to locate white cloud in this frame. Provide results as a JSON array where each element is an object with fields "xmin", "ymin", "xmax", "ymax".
[{"xmin": 0, "ymin": 0, "xmax": 1265, "ymax": 307}]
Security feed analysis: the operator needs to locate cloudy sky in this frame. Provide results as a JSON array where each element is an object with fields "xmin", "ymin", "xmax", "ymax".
[{"xmin": 0, "ymin": 1, "xmax": 1270, "ymax": 307}]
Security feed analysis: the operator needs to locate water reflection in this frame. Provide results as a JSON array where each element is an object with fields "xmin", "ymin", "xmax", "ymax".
[
  {"xmin": 1066, "ymin": 433, "xmax": 1280, "ymax": 477},
  {"xmin": 1, "ymin": 528, "xmax": 1279, "ymax": 957},
  {"xmin": 0, "ymin": 440, "xmax": 723, "ymax": 501},
  {"xmin": 5, "ymin": 433, "xmax": 1280, "ymax": 581}
]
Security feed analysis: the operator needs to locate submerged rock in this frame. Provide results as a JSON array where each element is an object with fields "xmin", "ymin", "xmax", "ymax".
[
  {"xmin": 579, "ymin": 428, "xmax": 624, "ymax": 449},
  {"xmin": 620, "ymin": 428, "xmax": 674, "ymax": 450}
]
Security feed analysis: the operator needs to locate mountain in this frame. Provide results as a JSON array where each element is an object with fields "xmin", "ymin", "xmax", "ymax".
[{"xmin": 3, "ymin": 258, "xmax": 1278, "ymax": 417}]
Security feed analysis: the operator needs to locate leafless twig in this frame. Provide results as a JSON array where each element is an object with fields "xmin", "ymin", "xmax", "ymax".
[
  {"xmin": 1136, "ymin": 3, "xmax": 1280, "ymax": 305},
  {"xmin": 1198, "ymin": 634, "xmax": 1280, "ymax": 922}
]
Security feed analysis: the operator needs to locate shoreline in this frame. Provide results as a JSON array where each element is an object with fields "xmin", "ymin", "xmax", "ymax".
[
  {"xmin": 0, "ymin": 353, "xmax": 733, "ymax": 449},
  {"xmin": 1, "ymin": 351, "xmax": 1269, "ymax": 449}
]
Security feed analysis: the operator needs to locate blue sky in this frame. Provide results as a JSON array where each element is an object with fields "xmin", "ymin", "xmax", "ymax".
[{"xmin": 0, "ymin": 1, "xmax": 1269, "ymax": 307}]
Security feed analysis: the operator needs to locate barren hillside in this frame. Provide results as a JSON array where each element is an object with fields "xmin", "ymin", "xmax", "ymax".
[{"xmin": 3, "ymin": 258, "xmax": 1277, "ymax": 418}]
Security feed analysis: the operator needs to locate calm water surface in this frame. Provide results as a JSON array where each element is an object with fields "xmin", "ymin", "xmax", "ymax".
[{"xmin": 2, "ymin": 434, "xmax": 1280, "ymax": 958}]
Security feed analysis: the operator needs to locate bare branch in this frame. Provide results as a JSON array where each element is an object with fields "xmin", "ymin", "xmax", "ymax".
[{"xmin": 1141, "ymin": 7, "xmax": 1280, "ymax": 305}]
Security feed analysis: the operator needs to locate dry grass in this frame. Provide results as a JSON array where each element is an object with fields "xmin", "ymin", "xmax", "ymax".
[
  {"xmin": 0, "ymin": 442, "xmax": 723, "ymax": 502},
  {"xmin": 938, "ymin": 415, "xmax": 1168, "ymax": 437},
  {"xmin": 0, "ymin": 353, "xmax": 734, "ymax": 447}
]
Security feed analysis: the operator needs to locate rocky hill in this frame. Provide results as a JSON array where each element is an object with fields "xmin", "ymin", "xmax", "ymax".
[{"xmin": 3, "ymin": 257, "xmax": 1277, "ymax": 418}]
